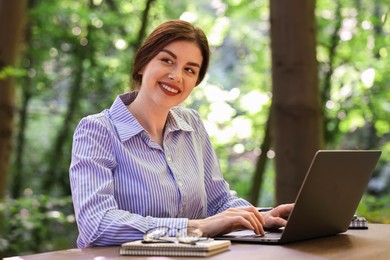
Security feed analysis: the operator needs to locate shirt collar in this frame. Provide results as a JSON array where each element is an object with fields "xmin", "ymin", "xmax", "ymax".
[
  {"xmin": 167, "ymin": 109, "xmax": 194, "ymax": 133},
  {"xmin": 109, "ymin": 92, "xmax": 194, "ymax": 142},
  {"xmin": 109, "ymin": 92, "xmax": 143, "ymax": 142}
]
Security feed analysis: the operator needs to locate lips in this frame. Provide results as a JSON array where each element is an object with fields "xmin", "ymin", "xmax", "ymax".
[{"xmin": 159, "ymin": 82, "xmax": 180, "ymax": 96}]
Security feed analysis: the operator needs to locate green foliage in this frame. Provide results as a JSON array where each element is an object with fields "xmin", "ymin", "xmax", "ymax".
[
  {"xmin": 3, "ymin": 0, "xmax": 390, "ymax": 256},
  {"xmin": 0, "ymin": 66, "xmax": 27, "ymax": 80},
  {"xmin": 0, "ymin": 194, "xmax": 77, "ymax": 258},
  {"xmin": 317, "ymin": 0, "xmax": 390, "ymax": 152},
  {"xmin": 357, "ymin": 194, "xmax": 390, "ymax": 224}
]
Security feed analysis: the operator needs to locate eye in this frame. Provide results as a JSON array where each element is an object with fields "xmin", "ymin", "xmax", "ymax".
[
  {"xmin": 186, "ymin": 67, "xmax": 199, "ymax": 75},
  {"xmin": 161, "ymin": 58, "xmax": 173, "ymax": 64},
  {"xmin": 185, "ymin": 68, "xmax": 195, "ymax": 74}
]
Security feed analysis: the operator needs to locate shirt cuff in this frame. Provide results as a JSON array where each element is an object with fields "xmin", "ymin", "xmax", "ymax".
[{"xmin": 149, "ymin": 217, "xmax": 188, "ymax": 236}]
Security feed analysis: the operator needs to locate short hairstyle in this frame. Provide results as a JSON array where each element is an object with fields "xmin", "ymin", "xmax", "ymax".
[{"xmin": 131, "ymin": 20, "xmax": 210, "ymax": 90}]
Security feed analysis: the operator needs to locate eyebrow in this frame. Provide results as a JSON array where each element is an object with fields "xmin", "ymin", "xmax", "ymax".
[{"xmin": 161, "ymin": 49, "xmax": 201, "ymax": 68}]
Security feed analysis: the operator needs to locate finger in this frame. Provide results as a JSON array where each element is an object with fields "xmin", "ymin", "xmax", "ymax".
[
  {"xmin": 234, "ymin": 206, "xmax": 266, "ymax": 226},
  {"xmin": 274, "ymin": 203, "xmax": 294, "ymax": 217},
  {"xmin": 251, "ymin": 207, "xmax": 266, "ymax": 226},
  {"xmin": 240, "ymin": 210, "xmax": 265, "ymax": 235},
  {"xmin": 242, "ymin": 212, "xmax": 263, "ymax": 235},
  {"xmin": 229, "ymin": 215, "xmax": 261, "ymax": 234},
  {"xmin": 226, "ymin": 209, "xmax": 265, "ymax": 235},
  {"xmin": 247, "ymin": 208, "xmax": 265, "ymax": 235},
  {"xmin": 272, "ymin": 217, "xmax": 288, "ymax": 228}
]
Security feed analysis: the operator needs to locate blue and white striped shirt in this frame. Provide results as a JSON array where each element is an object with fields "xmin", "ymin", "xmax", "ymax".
[{"xmin": 69, "ymin": 92, "xmax": 251, "ymax": 248}]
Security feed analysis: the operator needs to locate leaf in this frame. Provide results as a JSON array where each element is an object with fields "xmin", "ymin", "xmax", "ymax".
[{"xmin": 0, "ymin": 66, "xmax": 27, "ymax": 80}]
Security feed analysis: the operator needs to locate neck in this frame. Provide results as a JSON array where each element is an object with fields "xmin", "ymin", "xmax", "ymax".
[{"xmin": 128, "ymin": 98, "xmax": 168, "ymax": 146}]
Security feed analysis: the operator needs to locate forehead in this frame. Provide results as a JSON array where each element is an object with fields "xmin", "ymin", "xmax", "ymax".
[{"xmin": 161, "ymin": 41, "xmax": 203, "ymax": 64}]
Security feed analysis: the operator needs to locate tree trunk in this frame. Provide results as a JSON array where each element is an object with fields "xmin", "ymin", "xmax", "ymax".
[
  {"xmin": 0, "ymin": 0, "xmax": 27, "ymax": 199},
  {"xmin": 134, "ymin": 0, "xmax": 156, "ymax": 50},
  {"xmin": 12, "ymin": 0, "xmax": 37, "ymax": 198},
  {"xmin": 269, "ymin": 0, "xmax": 323, "ymax": 204}
]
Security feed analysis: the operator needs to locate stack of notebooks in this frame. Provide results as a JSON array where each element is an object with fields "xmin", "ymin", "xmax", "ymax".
[{"xmin": 119, "ymin": 239, "xmax": 231, "ymax": 257}]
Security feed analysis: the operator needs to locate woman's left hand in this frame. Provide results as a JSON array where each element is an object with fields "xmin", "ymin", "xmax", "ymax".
[{"xmin": 262, "ymin": 203, "xmax": 294, "ymax": 229}]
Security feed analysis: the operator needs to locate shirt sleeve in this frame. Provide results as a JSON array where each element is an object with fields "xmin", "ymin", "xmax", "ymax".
[
  {"xmin": 188, "ymin": 109, "xmax": 253, "ymax": 216},
  {"xmin": 69, "ymin": 116, "xmax": 187, "ymax": 248}
]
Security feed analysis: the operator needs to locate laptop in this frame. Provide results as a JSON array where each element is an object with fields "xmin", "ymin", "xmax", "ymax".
[{"xmin": 216, "ymin": 150, "xmax": 381, "ymax": 244}]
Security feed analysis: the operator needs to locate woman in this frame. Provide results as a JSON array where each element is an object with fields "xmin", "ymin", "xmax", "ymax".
[{"xmin": 69, "ymin": 19, "xmax": 293, "ymax": 248}]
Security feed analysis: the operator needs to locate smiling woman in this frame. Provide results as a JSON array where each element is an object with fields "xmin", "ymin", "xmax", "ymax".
[
  {"xmin": 69, "ymin": 19, "xmax": 293, "ymax": 248},
  {"xmin": 131, "ymin": 20, "xmax": 210, "ymax": 90},
  {"xmin": 131, "ymin": 40, "xmax": 202, "ymax": 112}
]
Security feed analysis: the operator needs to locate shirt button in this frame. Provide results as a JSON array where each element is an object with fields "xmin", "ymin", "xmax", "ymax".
[
  {"xmin": 166, "ymin": 155, "xmax": 172, "ymax": 162},
  {"xmin": 178, "ymin": 181, "xmax": 183, "ymax": 187}
]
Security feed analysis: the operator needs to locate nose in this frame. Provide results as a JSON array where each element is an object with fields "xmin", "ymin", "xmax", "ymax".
[{"xmin": 169, "ymin": 67, "xmax": 183, "ymax": 83}]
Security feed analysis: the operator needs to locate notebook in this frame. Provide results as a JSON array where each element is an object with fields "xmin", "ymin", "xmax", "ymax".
[
  {"xmin": 216, "ymin": 150, "xmax": 381, "ymax": 244},
  {"xmin": 119, "ymin": 239, "xmax": 231, "ymax": 257}
]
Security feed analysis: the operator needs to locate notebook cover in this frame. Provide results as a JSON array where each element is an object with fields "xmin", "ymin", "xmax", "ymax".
[{"xmin": 119, "ymin": 239, "xmax": 231, "ymax": 257}]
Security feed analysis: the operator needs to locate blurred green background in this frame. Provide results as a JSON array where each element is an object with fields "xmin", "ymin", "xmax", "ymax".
[{"xmin": 0, "ymin": 0, "xmax": 389, "ymax": 257}]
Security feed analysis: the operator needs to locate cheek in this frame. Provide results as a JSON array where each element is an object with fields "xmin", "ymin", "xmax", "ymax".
[
  {"xmin": 183, "ymin": 84, "xmax": 196, "ymax": 97},
  {"xmin": 142, "ymin": 67, "xmax": 161, "ymax": 81},
  {"xmin": 187, "ymin": 75, "xmax": 199, "ymax": 86}
]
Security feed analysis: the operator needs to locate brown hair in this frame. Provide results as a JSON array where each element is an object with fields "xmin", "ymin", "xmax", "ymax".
[{"xmin": 131, "ymin": 20, "xmax": 210, "ymax": 90}]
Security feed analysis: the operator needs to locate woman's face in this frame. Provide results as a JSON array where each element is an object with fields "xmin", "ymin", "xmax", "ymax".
[{"xmin": 138, "ymin": 40, "xmax": 203, "ymax": 110}]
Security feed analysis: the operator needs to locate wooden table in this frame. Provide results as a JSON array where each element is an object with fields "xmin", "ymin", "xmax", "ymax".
[{"xmin": 5, "ymin": 224, "xmax": 390, "ymax": 260}]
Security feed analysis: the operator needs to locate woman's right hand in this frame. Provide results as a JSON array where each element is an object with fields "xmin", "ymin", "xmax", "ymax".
[{"xmin": 188, "ymin": 206, "xmax": 265, "ymax": 237}]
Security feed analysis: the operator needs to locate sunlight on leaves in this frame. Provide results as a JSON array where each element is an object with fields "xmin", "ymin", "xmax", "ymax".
[
  {"xmin": 208, "ymin": 17, "xmax": 230, "ymax": 46},
  {"xmin": 360, "ymin": 68, "xmax": 375, "ymax": 88},
  {"xmin": 208, "ymin": 101, "xmax": 235, "ymax": 123},
  {"xmin": 240, "ymin": 90, "xmax": 270, "ymax": 114},
  {"xmin": 180, "ymin": 11, "xmax": 198, "ymax": 23},
  {"xmin": 114, "ymin": 39, "xmax": 127, "ymax": 50},
  {"xmin": 231, "ymin": 117, "xmax": 252, "ymax": 138}
]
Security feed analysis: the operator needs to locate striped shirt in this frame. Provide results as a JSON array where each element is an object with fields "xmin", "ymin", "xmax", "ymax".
[{"xmin": 69, "ymin": 92, "xmax": 251, "ymax": 248}]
